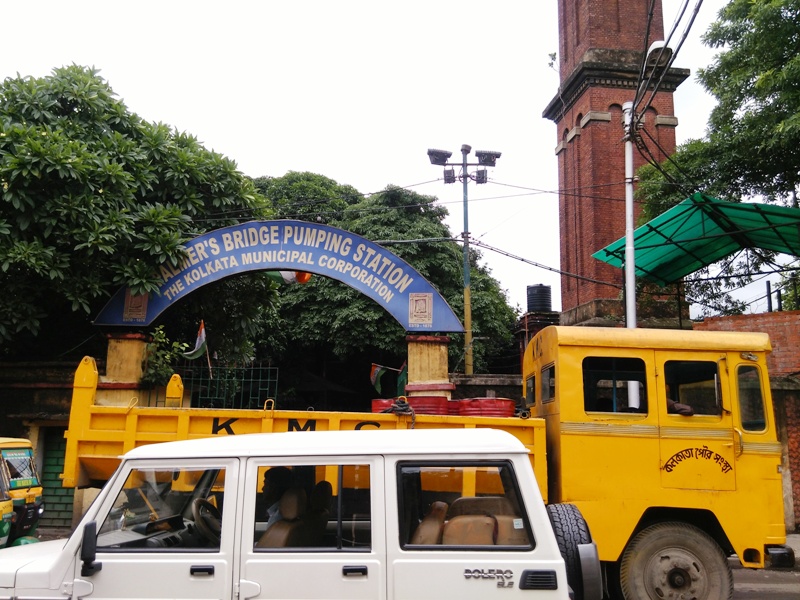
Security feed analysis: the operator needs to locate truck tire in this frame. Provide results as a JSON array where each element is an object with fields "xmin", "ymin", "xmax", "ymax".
[
  {"xmin": 619, "ymin": 522, "xmax": 733, "ymax": 600},
  {"xmin": 547, "ymin": 503, "xmax": 595, "ymax": 600}
]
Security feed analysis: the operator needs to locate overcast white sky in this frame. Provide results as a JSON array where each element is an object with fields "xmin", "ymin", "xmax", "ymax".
[{"xmin": 3, "ymin": 0, "xmax": 743, "ymax": 316}]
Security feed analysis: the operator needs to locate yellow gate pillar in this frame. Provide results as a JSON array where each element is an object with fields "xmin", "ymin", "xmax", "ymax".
[
  {"xmin": 96, "ymin": 332, "xmax": 149, "ymax": 406},
  {"xmin": 105, "ymin": 332, "xmax": 148, "ymax": 382},
  {"xmin": 404, "ymin": 335, "xmax": 455, "ymax": 399}
]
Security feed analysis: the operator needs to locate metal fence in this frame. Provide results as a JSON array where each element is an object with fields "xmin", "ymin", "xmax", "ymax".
[{"xmin": 144, "ymin": 363, "xmax": 279, "ymax": 409}]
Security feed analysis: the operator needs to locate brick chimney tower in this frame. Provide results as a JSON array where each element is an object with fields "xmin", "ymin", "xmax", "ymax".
[{"xmin": 543, "ymin": 1, "xmax": 688, "ymax": 326}]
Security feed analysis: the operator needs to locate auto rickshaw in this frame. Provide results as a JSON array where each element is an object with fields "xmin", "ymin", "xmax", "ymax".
[
  {"xmin": 0, "ymin": 438, "xmax": 44, "ymax": 545},
  {"xmin": 0, "ymin": 474, "xmax": 12, "ymax": 547}
]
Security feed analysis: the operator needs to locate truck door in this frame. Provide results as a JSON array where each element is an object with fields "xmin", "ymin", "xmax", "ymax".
[
  {"xmin": 239, "ymin": 458, "xmax": 385, "ymax": 600},
  {"xmin": 657, "ymin": 352, "xmax": 736, "ymax": 491},
  {"xmin": 74, "ymin": 458, "xmax": 239, "ymax": 600}
]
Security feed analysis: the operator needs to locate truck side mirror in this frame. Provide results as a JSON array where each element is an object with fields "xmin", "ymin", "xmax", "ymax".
[{"xmin": 80, "ymin": 521, "xmax": 103, "ymax": 577}]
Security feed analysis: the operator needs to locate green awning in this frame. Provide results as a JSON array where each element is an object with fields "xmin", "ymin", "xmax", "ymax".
[{"xmin": 592, "ymin": 193, "xmax": 800, "ymax": 286}]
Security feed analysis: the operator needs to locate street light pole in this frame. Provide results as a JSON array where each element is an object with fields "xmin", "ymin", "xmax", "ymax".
[
  {"xmin": 427, "ymin": 146, "xmax": 501, "ymax": 376},
  {"xmin": 622, "ymin": 101, "xmax": 637, "ymax": 329},
  {"xmin": 621, "ymin": 41, "xmax": 672, "ymax": 410},
  {"xmin": 460, "ymin": 144, "xmax": 474, "ymax": 374},
  {"xmin": 621, "ymin": 41, "xmax": 673, "ymax": 330},
  {"xmin": 622, "ymin": 101, "xmax": 640, "ymax": 410}
]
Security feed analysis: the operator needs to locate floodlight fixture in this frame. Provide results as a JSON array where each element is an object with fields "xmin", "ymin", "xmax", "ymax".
[
  {"xmin": 427, "ymin": 148, "xmax": 453, "ymax": 166},
  {"xmin": 475, "ymin": 150, "xmax": 502, "ymax": 167},
  {"xmin": 424, "ymin": 143, "xmax": 503, "ymax": 376},
  {"xmin": 644, "ymin": 41, "xmax": 673, "ymax": 71}
]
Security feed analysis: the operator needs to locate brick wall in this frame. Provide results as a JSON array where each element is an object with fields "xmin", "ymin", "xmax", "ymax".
[
  {"xmin": 694, "ymin": 312, "xmax": 800, "ymax": 530},
  {"xmin": 693, "ymin": 311, "xmax": 800, "ymax": 377},
  {"xmin": 557, "ymin": 0, "xmax": 665, "ymax": 79},
  {"xmin": 549, "ymin": 0, "xmax": 684, "ymax": 317}
]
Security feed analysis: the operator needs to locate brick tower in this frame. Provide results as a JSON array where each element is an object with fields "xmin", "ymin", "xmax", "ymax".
[{"xmin": 543, "ymin": 1, "xmax": 688, "ymax": 325}]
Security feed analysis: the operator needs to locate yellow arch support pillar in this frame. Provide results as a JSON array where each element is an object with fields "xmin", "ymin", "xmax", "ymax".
[
  {"xmin": 106, "ymin": 332, "xmax": 149, "ymax": 382},
  {"xmin": 404, "ymin": 335, "xmax": 455, "ymax": 399},
  {"xmin": 98, "ymin": 332, "xmax": 149, "ymax": 406}
]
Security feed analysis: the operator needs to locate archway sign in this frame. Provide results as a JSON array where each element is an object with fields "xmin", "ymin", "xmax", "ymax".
[{"xmin": 94, "ymin": 220, "xmax": 464, "ymax": 333}]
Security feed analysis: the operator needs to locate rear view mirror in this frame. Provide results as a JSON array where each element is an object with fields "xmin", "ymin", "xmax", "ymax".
[{"xmin": 80, "ymin": 521, "xmax": 102, "ymax": 576}]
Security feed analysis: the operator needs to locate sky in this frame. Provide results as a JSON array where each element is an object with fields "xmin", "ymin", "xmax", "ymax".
[{"xmin": 1, "ymin": 0, "xmax": 739, "ymax": 316}]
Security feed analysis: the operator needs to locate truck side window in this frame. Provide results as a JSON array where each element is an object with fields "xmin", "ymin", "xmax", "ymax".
[
  {"xmin": 582, "ymin": 356, "xmax": 647, "ymax": 413},
  {"xmin": 398, "ymin": 462, "xmax": 533, "ymax": 550},
  {"xmin": 541, "ymin": 365, "xmax": 555, "ymax": 403},
  {"xmin": 525, "ymin": 374, "xmax": 536, "ymax": 407},
  {"xmin": 253, "ymin": 464, "xmax": 371, "ymax": 551},
  {"xmin": 96, "ymin": 466, "xmax": 226, "ymax": 551},
  {"xmin": 738, "ymin": 364, "xmax": 766, "ymax": 431},
  {"xmin": 664, "ymin": 360, "xmax": 721, "ymax": 416}
]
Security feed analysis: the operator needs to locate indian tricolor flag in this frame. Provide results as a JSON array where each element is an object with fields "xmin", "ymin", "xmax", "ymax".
[
  {"xmin": 266, "ymin": 271, "xmax": 312, "ymax": 284},
  {"xmin": 370, "ymin": 363, "xmax": 387, "ymax": 394},
  {"xmin": 183, "ymin": 320, "xmax": 208, "ymax": 360}
]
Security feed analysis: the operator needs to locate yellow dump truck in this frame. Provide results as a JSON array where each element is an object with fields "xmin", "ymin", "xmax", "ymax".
[{"xmin": 60, "ymin": 325, "xmax": 793, "ymax": 599}]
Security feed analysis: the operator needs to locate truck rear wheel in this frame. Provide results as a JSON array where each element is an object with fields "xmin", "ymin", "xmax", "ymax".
[
  {"xmin": 546, "ymin": 503, "xmax": 597, "ymax": 600},
  {"xmin": 619, "ymin": 522, "xmax": 732, "ymax": 600}
]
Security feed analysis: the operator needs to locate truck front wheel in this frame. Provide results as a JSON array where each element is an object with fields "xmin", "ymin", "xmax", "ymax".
[{"xmin": 619, "ymin": 522, "xmax": 733, "ymax": 600}]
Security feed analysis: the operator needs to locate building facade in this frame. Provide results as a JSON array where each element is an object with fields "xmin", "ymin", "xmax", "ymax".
[{"xmin": 543, "ymin": 0, "xmax": 688, "ymax": 325}]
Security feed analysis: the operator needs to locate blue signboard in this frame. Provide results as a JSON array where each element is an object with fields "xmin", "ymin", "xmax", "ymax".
[{"xmin": 94, "ymin": 220, "xmax": 464, "ymax": 333}]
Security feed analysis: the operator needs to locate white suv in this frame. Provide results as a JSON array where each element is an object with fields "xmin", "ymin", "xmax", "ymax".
[{"xmin": 0, "ymin": 428, "xmax": 601, "ymax": 600}]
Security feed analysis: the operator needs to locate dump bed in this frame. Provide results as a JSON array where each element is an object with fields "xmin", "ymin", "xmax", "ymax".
[{"xmin": 62, "ymin": 357, "xmax": 546, "ymax": 498}]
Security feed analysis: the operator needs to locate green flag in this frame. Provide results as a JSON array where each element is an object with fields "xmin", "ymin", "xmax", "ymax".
[
  {"xmin": 396, "ymin": 362, "xmax": 407, "ymax": 397},
  {"xmin": 370, "ymin": 363, "xmax": 387, "ymax": 394}
]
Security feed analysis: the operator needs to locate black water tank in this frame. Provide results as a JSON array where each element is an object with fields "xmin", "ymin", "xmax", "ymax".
[{"xmin": 527, "ymin": 284, "xmax": 552, "ymax": 313}]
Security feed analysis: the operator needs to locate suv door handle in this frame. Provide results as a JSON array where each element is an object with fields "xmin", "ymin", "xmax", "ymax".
[
  {"xmin": 190, "ymin": 565, "xmax": 215, "ymax": 576},
  {"xmin": 343, "ymin": 565, "xmax": 368, "ymax": 576}
]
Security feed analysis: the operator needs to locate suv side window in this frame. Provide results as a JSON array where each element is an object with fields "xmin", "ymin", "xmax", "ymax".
[
  {"xmin": 97, "ymin": 466, "xmax": 226, "ymax": 551},
  {"xmin": 398, "ymin": 461, "xmax": 533, "ymax": 550},
  {"xmin": 253, "ymin": 464, "xmax": 371, "ymax": 551}
]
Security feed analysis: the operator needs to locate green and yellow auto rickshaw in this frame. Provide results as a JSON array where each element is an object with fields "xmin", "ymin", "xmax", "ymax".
[{"xmin": 0, "ymin": 438, "xmax": 44, "ymax": 546}]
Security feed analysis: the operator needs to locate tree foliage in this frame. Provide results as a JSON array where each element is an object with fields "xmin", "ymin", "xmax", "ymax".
[
  {"xmin": 700, "ymin": 0, "xmax": 800, "ymax": 201},
  {"xmin": 636, "ymin": 0, "xmax": 800, "ymax": 315},
  {"xmin": 0, "ymin": 66, "xmax": 271, "ymax": 358},
  {"xmin": 252, "ymin": 174, "xmax": 518, "ymax": 406}
]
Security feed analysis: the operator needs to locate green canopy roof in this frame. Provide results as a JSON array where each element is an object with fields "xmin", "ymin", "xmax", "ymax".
[{"xmin": 592, "ymin": 193, "xmax": 800, "ymax": 286}]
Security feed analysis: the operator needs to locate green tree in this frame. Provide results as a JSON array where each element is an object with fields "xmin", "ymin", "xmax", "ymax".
[
  {"xmin": 700, "ymin": 0, "xmax": 800, "ymax": 203},
  {"xmin": 636, "ymin": 0, "xmax": 800, "ymax": 314},
  {"xmin": 0, "ymin": 66, "xmax": 273, "ymax": 359},
  {"xmin": 253, "ymin": 171, "xmax": 362, "ymax": 222},
  {"xmin": 253, "ymin": 175, "xmax": 518, "ymax": 407}
]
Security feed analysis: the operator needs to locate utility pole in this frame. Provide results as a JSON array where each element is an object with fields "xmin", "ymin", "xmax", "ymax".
[{"xmin": 427, "ymin": 146, "xmax": 501, "ymax": 375}]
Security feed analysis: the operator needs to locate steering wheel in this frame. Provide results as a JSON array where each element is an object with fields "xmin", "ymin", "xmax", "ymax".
[{"xmin": 192, "ymin": 498, "xmax": 222, "ymax": 544}]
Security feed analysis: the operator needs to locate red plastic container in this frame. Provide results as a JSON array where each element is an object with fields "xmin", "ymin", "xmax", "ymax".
[
  {"xmin": 407, "ymin": 396, "xmax": 449, "ymax": 415},
  {"xmin": 371, "ymin": 398, "xmax": 395, "ymax": 413},
  {"xmin": 458, "ymin": 397, "xmax": 516, "ymax": 417}
]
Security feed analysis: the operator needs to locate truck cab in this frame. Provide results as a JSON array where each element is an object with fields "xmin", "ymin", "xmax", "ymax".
[
  {"xmin": 0, "ymin": 429, "xmax": 601, "ymax": 600},
  {"xmin": 523, "ymin": 326, "xmax": 793, "ymax": 598}
]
